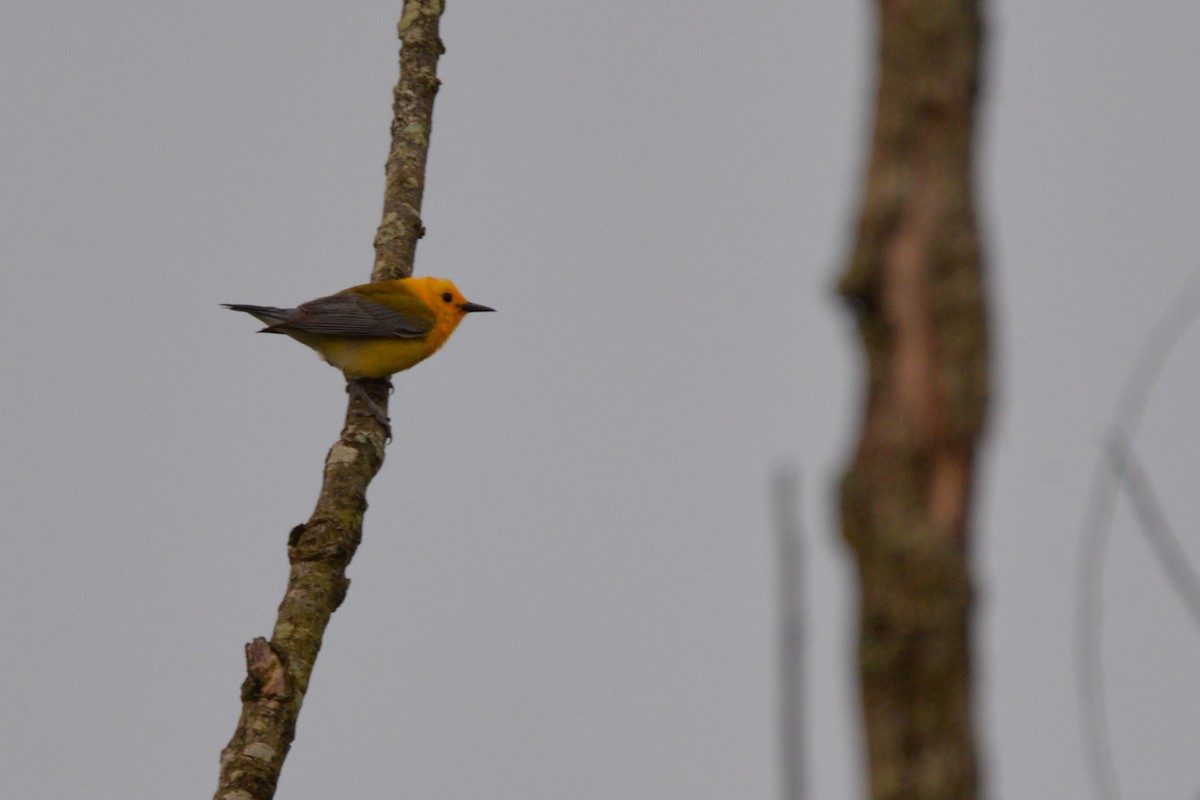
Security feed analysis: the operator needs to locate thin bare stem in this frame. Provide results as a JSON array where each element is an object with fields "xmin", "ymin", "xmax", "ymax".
[
  {"xmin": 1108, "ymin": 436, "xmax": 1200, "ymax": 633},
  {"xmin": 1075, "ymin": 271, "xmax": 1200, "ymax": 800},
  {"xmin": 773, "ymin": 464, "xmax": 806, "ymax": 800}
]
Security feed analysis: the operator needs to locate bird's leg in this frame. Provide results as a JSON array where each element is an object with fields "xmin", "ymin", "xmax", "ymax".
[{"xmin": 347, "ymin": 378, "xmax": 393, "ymax": 439}]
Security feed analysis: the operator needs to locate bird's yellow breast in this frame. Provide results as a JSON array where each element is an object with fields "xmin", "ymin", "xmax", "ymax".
[{"xmin": 311, "ymin": 325, "xmax": 453, "ymax": 379}]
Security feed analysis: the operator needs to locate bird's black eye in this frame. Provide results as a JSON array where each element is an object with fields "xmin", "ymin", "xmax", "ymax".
[{"xmin": 441, "ymin": 292, "xmax": 453, "ymax": 303}]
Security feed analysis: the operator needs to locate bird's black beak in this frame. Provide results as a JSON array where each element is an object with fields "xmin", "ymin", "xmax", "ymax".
[{"xmin": 459, "ymin": 302, "xmax": 495, "ymax": 313}]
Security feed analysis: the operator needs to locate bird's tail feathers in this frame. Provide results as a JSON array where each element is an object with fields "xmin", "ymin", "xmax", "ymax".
[{"xmin": 222, "ymin": 303, "xmax": 298, "ymax": 333}]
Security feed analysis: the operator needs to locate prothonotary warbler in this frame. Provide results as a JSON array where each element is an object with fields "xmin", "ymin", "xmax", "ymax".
[{"xmin": 225, "ymin": 276, "xmax": 493, "ymax": 426}]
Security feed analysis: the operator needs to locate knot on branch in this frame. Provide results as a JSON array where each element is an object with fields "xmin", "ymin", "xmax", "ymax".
[
  {"xmin": 287, "ymin": 523, "xmax": 307, "ymax": 549},
  {"xmin": 242, "ymin": 637, "xmax": 288, "ymax": 699},
  {"xmin": 392, "ymin": 69, "xmax": 443, "ymax": 99},
  {"xmin": 288, "ymin": 517, "xmax": 360, "ymax": 563}
]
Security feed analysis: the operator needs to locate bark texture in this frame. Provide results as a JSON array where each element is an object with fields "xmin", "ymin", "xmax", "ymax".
[
  {"xmin": 374, "ymin": 0, "xmax": 445, "ymax": 282},
  {"xmin": 836, "ymin": 1, "xmax": 988, "ymax": 799},
  {"xmin": 213, "ymin": 4, "xmax": 446, "ymax": 799}
]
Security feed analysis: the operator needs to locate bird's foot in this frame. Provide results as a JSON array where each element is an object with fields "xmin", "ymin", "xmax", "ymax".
[{"xmin": 347, "ymin": 379, "xmax": 393, "ymax": 441}]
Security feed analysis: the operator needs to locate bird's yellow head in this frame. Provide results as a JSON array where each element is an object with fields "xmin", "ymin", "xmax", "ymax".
[{"xmin": 402, "ymin": 277, "xmax": 495, "ymax": 326}]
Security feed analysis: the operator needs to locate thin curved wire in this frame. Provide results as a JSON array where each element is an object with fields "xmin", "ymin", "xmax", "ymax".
[{"xmin": 1076, "ymin": 271, "xmax": 1200, "ymax": 800}]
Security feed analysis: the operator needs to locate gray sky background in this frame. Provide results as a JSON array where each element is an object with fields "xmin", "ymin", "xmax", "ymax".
[{"xmin": 3, "ymin": 3, "xmax": 1199, "ymax": 798}]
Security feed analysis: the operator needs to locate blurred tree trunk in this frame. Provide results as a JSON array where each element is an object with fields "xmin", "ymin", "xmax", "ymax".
[{"xmin": 836, "ymin": 1, "xmax": 989, "ymax": 799}]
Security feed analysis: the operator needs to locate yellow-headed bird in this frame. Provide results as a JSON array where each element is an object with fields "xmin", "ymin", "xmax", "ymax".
[{"xmin": 225, "ymin": 277, "xmax": 493, "ymax": 425}]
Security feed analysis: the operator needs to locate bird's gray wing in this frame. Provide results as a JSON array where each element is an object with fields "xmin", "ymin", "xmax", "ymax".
[{"xmin": 267, "ymin": 293, "xmax": 434, "ymax": 339}]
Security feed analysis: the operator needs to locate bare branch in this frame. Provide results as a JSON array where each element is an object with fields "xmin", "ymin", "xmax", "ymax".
[
  {"xmin": 836, "ymin": 1, "xmax": 987, "ymax": 797},
  {"xmin": 374, "ymin": 0, "xmax": 445, "ymax": 283},
  {"xmin": 214, "ymin": 4, "xmax": 448, "ymax": 798}
]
